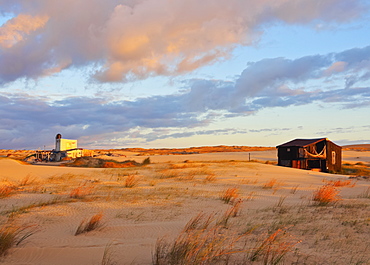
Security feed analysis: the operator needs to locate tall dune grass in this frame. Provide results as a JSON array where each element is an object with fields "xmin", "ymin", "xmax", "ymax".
[
  {"xmin": 0, "ymin": 222, "xmax": 36, "ymax": 256},
  {"xmin": 220, "ymin": 188, "xmax": 239, "ymax": 204},
  {"xmin": 75, "ymin": 213, "xmax": 104, "ymax": 236}
]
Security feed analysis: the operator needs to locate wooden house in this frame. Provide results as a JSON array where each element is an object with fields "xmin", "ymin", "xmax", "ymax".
[{"xmin": 276, "ymin": 138, "xmax": 342, "ymax": 172}]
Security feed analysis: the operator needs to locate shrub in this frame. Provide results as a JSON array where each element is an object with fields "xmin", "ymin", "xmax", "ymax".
[
  {"xmin": 75, "ymin": 213, "xmax": 104, "ymax": 235},
  {"xmin": 142, "ymin": 157, "xmax": 151, "ymax": 165}
]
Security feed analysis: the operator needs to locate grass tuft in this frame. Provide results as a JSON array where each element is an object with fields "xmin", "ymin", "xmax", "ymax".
[
  {"xmin": 220, "ymin": 188, "xmax": 239, "ymax": 204},
  {"xmin": 70, "ymin": 186, "xmax": 94, "ymax": 199},
  {"xmin": 18, "ymin": 174, "xmax": 38, "ymax": 186},
  {"xmin": 249, "ymin": 228, "xmax": 300, "ymax": 264},
  {"xmin": 290, "ymin": 185, "xmax": 299, "ymax": 194},
  {"xmin": 124, "ymin": 175, "xmax": 139, "ymax": 188},
  {"xmin": 0, "ymin": 222, "xmax": 36, "ymax": 256},
  {"xmin": 0, "ymin": 185, "xmax": 17, "ymax": 198},
  {"xmin": 182, "ymin": 212, "xmax": 214, "ymax": 233},
  {"xmin": 312, "ymin": 184, "xmax": 340, "ymax": 206},
  {"xmin": 217, "ymin": 199, "xmax": 243, "ymax": 227},
  {"xmin": 325, "ymin": 179, "xmax": 354, "ymax": 187},
  {"xmin": 204, "ymin": 175, "xmax": 216, "ymax": 182},
  {"xmin": 262, "ymin": 179, "xmax": 278, "ymax": 189},
  {"xmin": 75, "ymin": 213, "xmax": 104, "ymax": 236},
  {"xmin": 101, "ymin": 242, "xmax": 117, "ymax": 265}
]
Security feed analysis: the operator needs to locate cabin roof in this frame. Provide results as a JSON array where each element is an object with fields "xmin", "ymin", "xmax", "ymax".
[{"xmin": 276, "ymin": 138, "xmax": 327, "ymax": 148}]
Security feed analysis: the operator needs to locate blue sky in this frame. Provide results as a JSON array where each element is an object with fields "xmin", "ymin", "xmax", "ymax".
[{"xmin": 1, "ymin": 0, "xmax": 369, "ymax": 150}]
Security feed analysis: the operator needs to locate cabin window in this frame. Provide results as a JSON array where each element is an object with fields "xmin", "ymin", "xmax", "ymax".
[
  {"xmin": 287, "ymin": 148, "xmax": 290, "ymax": 152},
  {"xmin": 332, "ymin": 151, "xmax": 336, "ymax": 165},
  {"xmin": 299, "ymin": 148, "xmax": 304, "ymax": 158}
]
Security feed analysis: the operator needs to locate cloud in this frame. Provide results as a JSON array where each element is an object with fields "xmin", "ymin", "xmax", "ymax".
[
  {"xmin": 0, "ymin": 14, "xmax": 48, "ymax": 48},
  {"xmin": 1, "ymin": 45, "xmax": 370, "ymax": 149},
  {"xmin": 0, "ymin": 0, "xmax": 368, "ymax": 84}
]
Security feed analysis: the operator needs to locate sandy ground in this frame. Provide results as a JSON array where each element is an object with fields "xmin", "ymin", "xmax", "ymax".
[{"xmin": 0, "ymin": 150, "xmax": 369, "ymax": 264}]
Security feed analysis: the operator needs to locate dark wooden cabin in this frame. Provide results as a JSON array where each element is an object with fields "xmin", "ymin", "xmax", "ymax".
[{"xmin": 276, "ymin": 138, "xmax": 342, "ymax": 173}]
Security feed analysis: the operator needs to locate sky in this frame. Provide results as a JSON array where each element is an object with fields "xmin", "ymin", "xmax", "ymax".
[{"xmin": 0, "ymin": 0, "xmax": 370, "ymax": 150}]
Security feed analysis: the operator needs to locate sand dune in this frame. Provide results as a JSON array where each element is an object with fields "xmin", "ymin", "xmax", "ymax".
[{"xmin": 0, "ymin": 150, "xmax": 369, "ymax": 264}]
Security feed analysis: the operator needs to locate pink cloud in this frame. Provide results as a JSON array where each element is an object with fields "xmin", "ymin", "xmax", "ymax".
[
  {"xmin": 0, "ymin": 0, "xmax": 367, "ymax": 84},
  {"xmin": 0, "ymin": 14, "xmax": 48, "ymax": 48}
]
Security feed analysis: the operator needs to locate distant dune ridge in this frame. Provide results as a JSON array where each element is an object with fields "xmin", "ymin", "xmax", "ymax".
[{"xmin": 1, "ymin": 144, "xmax": 369, "ymax": 161}]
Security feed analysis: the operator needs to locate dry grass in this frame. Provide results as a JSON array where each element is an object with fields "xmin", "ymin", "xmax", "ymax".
[
  {"xmin": 18, "ymin": 175, "xmax": 38, "ymax": 186},
  {"xmin": 47, "ymin": 173, "xmax": 81, "ymax": 182},
  {"xmin": 262, "ymin": 179, "xmax": 278, "ymax": 189},
  {"xmin": 324, "ymin": 179, "xmax": 354, "ymax": 187},
  {"xmin": 358, "ymin": 187, "xmax": 370, "ymax": 199},
  {"xmin": 187, "ymin": 168, "xmax": 213, "ymax": 176},
  {"xmin": 169, "ymin": 163, "xmax": 191, "ymax": 169},
  {"xmin": 0, "ymin": 222, "xmax": 36, "ymax": 256},
  {"xmin": 124, "ymin": 175, "xmax": 139, "ymax": 188},
  {"xmin": 341, "ymin": 163, "xmax": 370, "ymax": 177},
  {"xmin": 65, "ymin": 157, "xmax": 140, "ymax": 168},
  {"xmin": 204, "ymin": 174, "xmax": 216, "ymax": 182},
  {"xmin": 101, "ymin": 242, "xmax": 117, "ymax": 265},
  {"xmin": 178, "ymin": 175, "xmax": 195, "ymax": 181},
  {"xmin": 75, "ymin": 213, "xmax": 104, "ymax": 236},
  {"xmin": 70, "ymin": 186, "xmax": 94, "ymax": 199},
  {"xmin": 290, "ymin": 185, "xmax": 299, "ymax": 194},
  {"xmin": 4, "ymin": 197, "xmax": 65, "ymax": 217},
  {"xmin": 312, "ymin": 184, "xmax": 340, "ymax": 206},
  {"xmin": 220, "ymin": 188, "xmax": 239, "ymax": 204},
  {"xmin": 249, "ymin": 228, "xmax": 300, "ymax": 264},
  {"xmin": 0, "ymin": 185, "xmax": 17, "ymax": 198},
  {"xmin": 217, "ymin": 199, "xmax": 243, "ymax": 227},
  {"xmin": 153, "ymin": 214, "xmax": 245, "ymax": 265},
  {"xmin": 153, "ymin": 209, "xmax": 299, "ymax": 265},
  {"xmin": 182, "ymin": 213, "xmax": 214, "ymax": 233},
  {"xmin": 156, "ymin": 170, "xmax": 181, "ymax": 179}
]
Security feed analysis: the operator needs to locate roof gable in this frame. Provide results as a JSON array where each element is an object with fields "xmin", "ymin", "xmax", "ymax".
[{"xmin": 276, "ymin": 138, "xmax": 327, "ymax": 148}]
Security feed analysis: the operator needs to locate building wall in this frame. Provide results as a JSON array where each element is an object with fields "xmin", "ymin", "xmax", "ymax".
[
  {"xmin": 56, "ymin": 139, "xmax": 77, "ymax": 151},
  {"xmin": 326, "ymin": 142, "xmax": 342, "ymax": 172}
]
